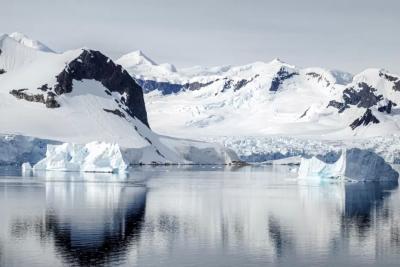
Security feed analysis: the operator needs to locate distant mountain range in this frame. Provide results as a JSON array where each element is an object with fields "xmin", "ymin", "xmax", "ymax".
[
  {"xmin": 116, "ymin": 50, "xmax": 400, "ymax": 139},
  {"xmin": 1, "ymin": 31, "xmax": 399, "ymax": 167}
]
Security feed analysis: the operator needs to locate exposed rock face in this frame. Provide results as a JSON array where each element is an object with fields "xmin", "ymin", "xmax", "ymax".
[
  {"xmin": 136, "ymin": 79, "xmax": 183, "ymax": 94},
  {"xmin": 103, "ymin": 108, "xmax": 126, "ymax": 118},
  {"xmin": 306, "ymin": 72, "xmax": 331, "ymax": 87},
  {"xmin": 328, "ymin": 82, "xmax": 391, "ymax": 114},
  {"xmin": 378, "ymin": 100, "xmax": 395, "ymax": 114},
  {"xmin": 136, "ymin": 79, "xmax": 217, "ymax": 95},
  {"xmin": 379, "ymin": 71, "xmax": 400, "ymax": 91},
  {"xmin": 350, "ymin": 109, "xmax": 380, "ymax": 130},
  {"xmin": 343, "ymin": 83, "xmax": 383, "ymax": 109},
  {"xmin": 183, "ymin": 81, "xmax": 214, "ymax": 91},
  {"xmin": 136, "ymin": 74, "xmax": 260, "ymax": 95},
  {"xmin": 270, "ymin": 67, "xmax": 298, "ymax": 91},
  {"xmin": 54, "ymin": 49, "xmax": 149, "ymax": 126},
  {"xmin": 45, "ymin": 92, "xmax": 60, "ymax": 108},
  {"xmin": 327, "ymin": 100, "xmax": 347, "ymax": 112},
  {"xmin": 0, "ymin": 69, "xmax": 5, "ymax": 74},
  {"xmin": 394, "ymin": 81, "xmax": 400, "ymax": 91},
  {"xmin": 10, "ymin": 89, "xmax": 60, "ymax": 108}
]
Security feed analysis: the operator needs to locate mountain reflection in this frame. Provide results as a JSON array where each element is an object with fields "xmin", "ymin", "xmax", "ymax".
[
  {"xmin": 1, "ymin": 167, "xmax": 400, "ymax": 267},
  {"xmin": 1, "ymin": 178, "xmax": 147, "ymax": 267},
  {"xmin": 43, "ymin": 183, "xmax": 147, "ymax": 266}
]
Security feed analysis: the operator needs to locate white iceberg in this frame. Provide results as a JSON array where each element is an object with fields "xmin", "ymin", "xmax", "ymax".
[
  {"xmin": 298, "ymin": 148, "xmax": 399, "ymax": 182},
  {"xmin": 32, "ymin": 139, "xmax": 241, "ymax": 173},
  {"xmin": 33, "ymin": 142, "xmax": 128, "ymax": 173},
  {"xmin": 21, "ymin": 162, "xmax": 32, "ymax": 172}
]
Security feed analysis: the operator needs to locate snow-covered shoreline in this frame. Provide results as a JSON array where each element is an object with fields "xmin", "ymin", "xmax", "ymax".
[{"xmin": 0, "ymin": 134, "xmax": 241, "ymax": 172}]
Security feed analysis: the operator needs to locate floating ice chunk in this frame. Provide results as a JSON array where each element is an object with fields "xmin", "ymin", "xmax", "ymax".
[
  {"xmin": 33, "ymin": 142, "xmax": 128, "ymax": 173},
  {"xmin": 298, "ymin": 148, "xmax": 399, "ymax": 182},
  {"xmin": 21, "ymin": 162, "xmax": 32, "ymax": 172}
]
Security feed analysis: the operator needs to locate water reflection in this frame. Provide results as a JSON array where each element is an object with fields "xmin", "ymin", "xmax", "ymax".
[
  {"xmin": 0, "ymin": 166, "xmax": 399, "ymax": 267},
  {"xmin": 44, "ymin": 184, "xmax": 146, "ymax": 266}
]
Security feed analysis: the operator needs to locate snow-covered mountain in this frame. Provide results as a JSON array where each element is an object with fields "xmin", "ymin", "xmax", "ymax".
[
  {"xmin": 8, "ymin": 32, "xmax": 54, "ymax": 53},
  {"xmin": 117, "ymin": 51, "xmax": 400, "ymax": 140},
  {"xmin": 0, "ymin": 33, "xmax": 238, "ymax": 167}
]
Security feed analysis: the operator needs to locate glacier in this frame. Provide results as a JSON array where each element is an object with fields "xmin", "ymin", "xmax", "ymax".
[{"xmin": 298, "ymin": 148, "xmax": 399, "ymax": 182}]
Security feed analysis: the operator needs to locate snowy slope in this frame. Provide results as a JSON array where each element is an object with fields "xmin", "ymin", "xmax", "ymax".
[
  {"xmin": 118, "ymin": 51, "xmax": 400, "ymax": 140},
  {"xmin": 0, "ymin": 33, "xmax": 238, "ymax": 166},
  {"xmin": 8, "ymin": 32, "xmax": 54, "ymax": 53}
]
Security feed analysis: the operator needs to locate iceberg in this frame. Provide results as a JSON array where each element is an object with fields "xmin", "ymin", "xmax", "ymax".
[
  {"xmin": 298, "ymin": 148, "xmax": 399, "ymax": 182},
  {"xmin": 31, "ymin": 139, "xmax": 241, "ymax": 173},
  {"xmin": 33, "ymin": 142, "xmax": 128, "ymax": 173},
  {"xmin": 21, "ymin": 162, "xmax": 32, "ymax": 172}
]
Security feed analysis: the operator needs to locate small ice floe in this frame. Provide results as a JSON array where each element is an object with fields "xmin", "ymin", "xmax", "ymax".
[
  {"xmin": 21, "ymin": 162, "xmax": 32, "ymax": 174},
  {"xmin": 298, "ymin": 148, "xmax": 399, "ymax": 182}
]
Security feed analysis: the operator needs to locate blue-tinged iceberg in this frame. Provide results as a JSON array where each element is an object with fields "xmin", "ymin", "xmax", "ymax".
[{"xmin": 298, "ymin": 148, "xmax": 398, "ymax": 182}]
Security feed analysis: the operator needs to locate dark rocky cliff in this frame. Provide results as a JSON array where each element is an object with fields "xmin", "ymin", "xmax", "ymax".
[{"xmin": 54, "ymin": 49, "xmax": 149, "ymax": 127}]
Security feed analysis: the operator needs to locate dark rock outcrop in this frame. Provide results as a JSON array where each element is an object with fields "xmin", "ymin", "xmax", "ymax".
[
  {"xmin": 306, "ymin": 72, "xmax": 331, "ymax": 87},
  {"xmin": 183, "ymin": 80, "xmax": 214, "ymax": 91},
  {"xmin": 54, "ymin": 49, "xmax": 149, "ymax": 127},
  {"xmin": 45, "ymin": 92, "xmax": 60, "ymax": 108},
  {"xmin": 327, "ymin": 100, "xmax": 347, "ymax": 112},
  {"xmin": 0, "ymin": 69, "xmax": 5, "ymax": 75},
  {"xmin": 38, "ymin": 84, "xmax": 50, "ymax": 91},
  {"xmin": 394, "ymin": 81, "xmax": 400, "ymax": 92},
  {"xmin": 103, "ymin": 108, "xmax": 126, "ymax": 118},
  {"xmin": 379, "ymin": 71, "xmax": 399, "ymax": 82},
  {"xmin": 10, "ymin": 89, "xmax": 60, "ymax": 108},
  {"xmin": 378, "ymin": 100, "xmax": 395, "ymax": 114},
  {"xmin": 136, "ymin": 79, "xmax": 183, "ymax": 94},
  {"xmin": 343, "ymin": 83, "xmax": 383, "ymax": 109},
  {"xmin": 350, "ymin": 109, "xmax": 380, "ymax": 130},
  {"xmin": 136, "ymin": 79, "xmax": 216, "ymax": 95},
  {"xmin": 378, "ymin": 71, "xmax": 400, "ymax": 92},
  {"xmin": 329, "ymin": 82, "xmax": 388, "ymax": 114},
  {"xmin": 270, "ymin": 67, "xmax": 298, "ymax": 91}
]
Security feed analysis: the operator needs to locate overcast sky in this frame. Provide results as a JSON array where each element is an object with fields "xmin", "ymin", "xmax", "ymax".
[{"xmin": 1, "ymin": 0, "xmax": 399, "ymax": 73}]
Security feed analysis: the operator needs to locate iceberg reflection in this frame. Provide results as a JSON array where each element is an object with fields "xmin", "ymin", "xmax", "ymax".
[{"xmin": 0, "ymin": 166, "xmax": 399, "ymax": 267}]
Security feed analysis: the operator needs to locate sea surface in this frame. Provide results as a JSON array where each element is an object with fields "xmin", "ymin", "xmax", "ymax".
[{"xmin": 0, "ymin": 165, "xmax": 400, "ymax": 267}]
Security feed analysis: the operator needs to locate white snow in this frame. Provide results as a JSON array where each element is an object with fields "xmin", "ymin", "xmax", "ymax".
[
  {"xmin": 298, "ymin": 148, "xmax": 399, "ymax": 182},
  {"xmin": 0, "ymin": 33, "xmax": 239, "ymax": 168},
  {"xmin": 8, "ymin": 32, "xmax": 54, "ymax": 53},
  {"xmin": 119, "ymin": 51, "xmax": 400, "ymax": 160}
]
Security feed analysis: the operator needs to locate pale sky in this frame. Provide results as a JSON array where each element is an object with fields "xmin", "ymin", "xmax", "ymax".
[{"xmin": 1, "ymin": 0, "xmax": 399, "ymax": 73}]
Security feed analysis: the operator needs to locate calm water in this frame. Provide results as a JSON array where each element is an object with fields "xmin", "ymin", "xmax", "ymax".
[{"xmin": 0, "ymin": 165, "xmax": 400, "ymax": 267}]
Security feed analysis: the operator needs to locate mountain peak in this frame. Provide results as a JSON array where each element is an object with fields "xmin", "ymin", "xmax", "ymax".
[
  {"xmin": 271, "ymin": 57, "xmax": 285, "ymax": 64},
  {"xmin": 8, "ymin": 32, "xmax": 54, "ymax": 53},
  {"xmin": 117, "ymin": 50, "xmax": 157, "ymax": 66}
]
